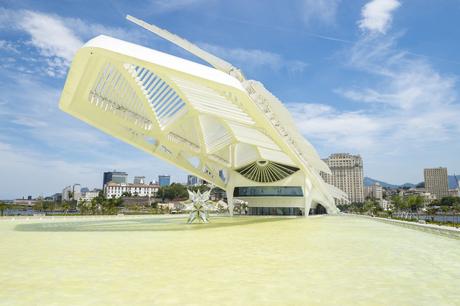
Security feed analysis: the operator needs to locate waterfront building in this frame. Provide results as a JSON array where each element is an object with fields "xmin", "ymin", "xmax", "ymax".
[
  {"xmin": 158, "ymin": 175, "xmax": 171, "ymax": 187},
  {"xmin": 79, "ymin": 189, "xmax": 101, "ymax": 202},
  {"xmin": 73, "ymin": 184, "xmax": 81, "ymax": 202},
  {"xmin": 321, "ymin": 153, "xmax": 364, "ymax": 204},
  {"xmin": 103, "ymin": 171, "xmax": 128, "ymax": 186},
  {"xmin": 58, "ymin": 16, "xmax": 347, "ymax": 215},
  {"xmin": 13, "ymin": 199, "xmax": 37, "ymax": 206},
  {"xmin": 62, "ymin": 184, "xmax": 82, "ymax": 201},
  {"xmin": 104, "ymin": 182, "xmax": 159, "ymax": 198},
  {"xmin": 400, "ymin": 188, "xmax": 435, "ymax": 206},
  {"xmin": 133, "ymin": 176, "xmax": 145, "ymax": 184},
  {"xmin": 365, "ymin": 183, "xmax": 383, "ymax": 200},
  {"xmin": 380, "ymin": 199, "xmax": 391, "ymax": 211},
  {"xmin": 424, "ymin": 167, "xmax": 449, "ymax": 200}
]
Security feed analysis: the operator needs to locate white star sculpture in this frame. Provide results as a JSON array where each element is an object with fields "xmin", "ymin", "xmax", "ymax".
[{"xmin": 183, "ymin": 189, "xmax": 216, "ymax": 223}]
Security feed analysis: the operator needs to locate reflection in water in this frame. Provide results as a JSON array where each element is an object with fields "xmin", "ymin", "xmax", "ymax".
[{"xmin": 14, "ymin": 216, "xmax": 288, "ymax": 232}]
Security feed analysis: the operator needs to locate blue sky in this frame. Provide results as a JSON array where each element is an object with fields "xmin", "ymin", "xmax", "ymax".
[{"xmin": 0, "ymin": 0, "xmax": 459, "ymax": 199}]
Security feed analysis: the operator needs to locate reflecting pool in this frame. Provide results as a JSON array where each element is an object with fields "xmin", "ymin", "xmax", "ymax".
[{"xmin": 1, "ymin": 215, "xmax": 459, "ymax": 305}]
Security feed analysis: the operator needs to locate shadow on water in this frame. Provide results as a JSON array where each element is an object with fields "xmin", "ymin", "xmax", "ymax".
[{"xmin": 14, "ymin": 216, "xmax": 291, "ymax": 232}]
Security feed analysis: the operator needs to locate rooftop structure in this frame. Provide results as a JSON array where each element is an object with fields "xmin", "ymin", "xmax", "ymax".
[{"xmin": 59, "ymin": 16, "xmax": 347, "ymax": 215}]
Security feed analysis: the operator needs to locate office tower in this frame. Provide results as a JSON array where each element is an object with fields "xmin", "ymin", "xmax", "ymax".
[
  {"xmin": 424, "ymin": 167, "xmax": 449, "ymax": 199},
  {"xmin": 158, "ymin": 175, "xmax": 171, "ymax": 187},
  {"xmin": 321, "ymin": 153, "xmax": 364, "ymax": 204},
  {"xmin": 103, "ymin": 171, "xmax": 128, "ymax": 186}
]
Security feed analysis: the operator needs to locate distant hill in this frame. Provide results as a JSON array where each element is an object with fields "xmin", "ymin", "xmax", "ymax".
[
  {"xmin": 364, "ymin": 177, "xmax": 399, "ymax": 189},
  {"xmin": 364, "ymin": 175, "xmax": 459, "ymax": 189}
]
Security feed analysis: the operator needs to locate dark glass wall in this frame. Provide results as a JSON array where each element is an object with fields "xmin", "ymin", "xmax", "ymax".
[
  {"xmin": 233, "ymin": 186, "xmax": 303, "ymax": 197},
  {"xmin": 248, "ymin": 207, "xmax": 303, "ymax": 216}
]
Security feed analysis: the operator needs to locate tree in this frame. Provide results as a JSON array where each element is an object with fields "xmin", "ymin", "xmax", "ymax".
[
  {"xmin": 440, "ymin": 196, "xmax": 460, "ymax": 206},
  {"xmin": 34, "ymin": 199, "xmax": 45, "ymax": 212},
  {"xmin": 363, "ymin": 199, "xmax": 382, "ymax": 216},
  {"xmin": 62, "ymin": 201, "xmax": 70, "ymax": 215},
  {"xmin": 391, "ymin": 195, "xmax": 405, "ymax": 212},
  {"xmin": 407, "ymin": 195, "xmax": 423, "ymax": 213},
  {"xmin": 158, "ymin": 183, "xmax": 188, "ymax": 201},
  {"xmin": 0, "ymin": 201, "xmax": 8, "ymax": 216}
]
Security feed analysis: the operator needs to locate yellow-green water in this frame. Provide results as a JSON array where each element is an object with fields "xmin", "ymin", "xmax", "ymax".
[{"xmin": 1, "ymin": 215, "xmax": 459, "ymax": 305}]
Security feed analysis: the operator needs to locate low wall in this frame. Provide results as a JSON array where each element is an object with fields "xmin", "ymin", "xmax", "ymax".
[{"xmin": 346, "ymin": 214, "xmax": 460, "ymax": 240}]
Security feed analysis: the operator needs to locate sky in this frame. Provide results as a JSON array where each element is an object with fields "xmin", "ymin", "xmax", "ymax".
[{"xmin": 0, "ymin": 0, "xmax": 459, "ymax": 199}]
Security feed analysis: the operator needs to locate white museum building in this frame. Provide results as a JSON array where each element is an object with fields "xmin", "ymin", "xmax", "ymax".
[{"xmin": 59, "ymin": 16, "xmax": 347, "ymax": 216}]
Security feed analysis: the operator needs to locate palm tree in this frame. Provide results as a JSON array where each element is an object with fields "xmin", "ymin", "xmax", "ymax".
[{"xmin": 62, "ymin": 201, "xmax": 70, "ymax": 215}]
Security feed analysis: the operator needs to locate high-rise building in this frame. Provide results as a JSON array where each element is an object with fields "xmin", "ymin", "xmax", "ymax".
[
  {"xmin": 62, "ymin": 184, "xmax": 81, "ymax": 201},
  {"xmin": 365, "ymin": 183, "xmax": 383, "ymax": 200},
  {"xmin": 73, "ymin": 184, "xmax": 81, "ymax": 201},
  {"xmin": 103, "ymin": 171, "xmax": 128, "ymax": 186},
  {"xmin": 158, "ymin": 175, "xmax": 171, "ymax": 187},
  {"xmin": 424, "ymin": 167, "xmax": 449, "ymax": 199},
  {"xmin": 133, "ymin": 176, "xmax": 145, "ymax": 184},
  {"xmin": 62, "ymin": 186, "xmax": 72, "ymax": 201},
  {"xmin": 321, "ymin": 153, "xmax": 364, "ymax": 204}
]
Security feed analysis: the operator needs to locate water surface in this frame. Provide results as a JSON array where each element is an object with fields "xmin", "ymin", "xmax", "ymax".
[{"xmin": 1, "ymin": 215, "xmax": 459, "ymax": 305}]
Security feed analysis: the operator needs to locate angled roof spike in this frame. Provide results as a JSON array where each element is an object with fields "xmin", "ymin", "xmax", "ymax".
[{"xmin": 126, "ymin": 15, "xmax": 245, "ymax": 81}]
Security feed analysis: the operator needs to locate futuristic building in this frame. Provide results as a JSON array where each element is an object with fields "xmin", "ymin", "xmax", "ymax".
[{"xmin": 59, "ymin": 15, "xmax": 347, "ymax": 216}]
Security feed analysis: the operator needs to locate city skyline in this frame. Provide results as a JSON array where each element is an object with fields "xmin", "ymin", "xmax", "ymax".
[{"xmin": 1, "ymin": 0, "xmax": 460, "ymax": 199}]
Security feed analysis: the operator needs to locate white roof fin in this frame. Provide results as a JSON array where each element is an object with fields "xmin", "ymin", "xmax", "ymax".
[{"xmin": 126, "ymin": 15, "xmax": 245, "ymax": 81}]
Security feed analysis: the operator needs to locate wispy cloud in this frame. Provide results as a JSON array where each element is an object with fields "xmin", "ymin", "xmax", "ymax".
[
  {"xmin": 199, "ymin": 42, "xmax": 308, "ymax": 73},
  {"xmin": 0, "ymin": 39, "xmax": 19, "ymax": 53},
  {"xmin": 301, "ymin": 0, "xmax": 342, "ymax": 26},
  {"xmin": 358, "ymin": 0, "xmax": 401, "ymax": 34},
  {"xmin": 290, "ymin": 0, "xmax": 460, "ymax": 169},
  {"xmin": 148, "ymin": 0, "xmax": 215, "ymax": 13},
  {"xmin": 0, "ymin": 8, "xmax": 149, "ymax": 78},
  {"xmin": 287, "ymin": 103, "xmax": 381, "ymax": 151},
  {"xmin": 21, "ymin": 10, "xmax": 83, "ymax": 62}
]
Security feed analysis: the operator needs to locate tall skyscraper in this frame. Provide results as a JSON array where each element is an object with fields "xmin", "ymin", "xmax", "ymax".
[
  {"xmin": 424, "ymin": 167, "xmax": 449, "ymax": 199},
  {"xmin": 103, "ymin": 171, "xmax": 128, "ymax": 187},
  {"xmin": 321, "ymin": 153, "xmax": 364, "ymax": 204},
  {"xmin": 158, "ymin": 175, "xmax": 171, "ymax": 187}
]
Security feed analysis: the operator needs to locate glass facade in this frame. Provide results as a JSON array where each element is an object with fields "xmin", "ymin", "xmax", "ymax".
[
  {"xmin": 103, "ymin": 171, "xmax": 128, "ymax": 186},
  {"xmin": 158, "ymin": 175, "xmax": 171, "ymax": 187},
  {"xmin": 233, "ymin": 186, "xmax": 303, "ymax": 197},
  {"xmin": 248, "ymin": 207, "xmax": 303, "ymax": 216}
]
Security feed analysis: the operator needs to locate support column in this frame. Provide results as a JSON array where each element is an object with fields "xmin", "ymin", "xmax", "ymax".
[
  {"xmin": 226, "ymin": 186, "xmax": 234, "ymax": 217},
  {"xmin": 304, "ymin": 178, "xmax": 313, "ymax": 217}
]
